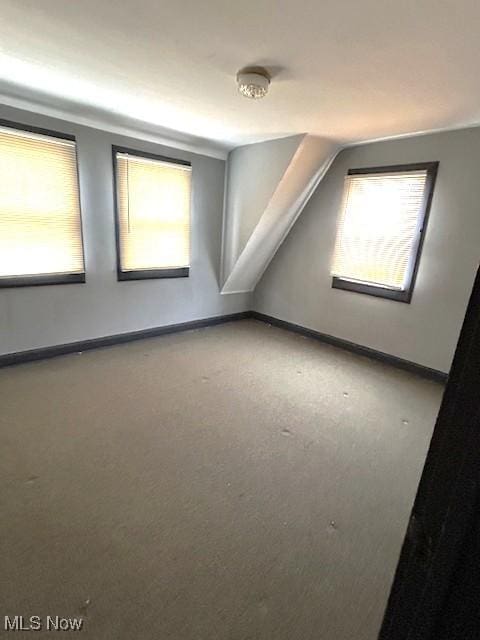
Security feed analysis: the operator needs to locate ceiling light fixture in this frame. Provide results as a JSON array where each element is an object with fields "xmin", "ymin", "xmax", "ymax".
[{"xmin": 236, "ymin": 68, "xmax": 270, "ymax": 99}]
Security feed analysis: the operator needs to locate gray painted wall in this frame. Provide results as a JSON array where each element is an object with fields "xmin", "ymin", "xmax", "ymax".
[
  {"xmin": 254, "ymin": 127, "xmax": 480, "ymax": 373},
  {"xmin": 222, "ymin": 135, "xmax": 303, "ymax": 281},
  {"xmin": 0, "ymin": 105, "xmax": 250, "ymax": 356}
]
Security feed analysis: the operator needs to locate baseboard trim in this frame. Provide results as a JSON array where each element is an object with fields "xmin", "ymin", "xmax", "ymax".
[
  {"xmin": 0, "ymin": 311, "xmax": 251, "ymax": 368},
  {"xmin": 250, "ymin": 310, "xmax": 448, "ymax": 383},
  {"xmin": 1, "ymin": 309, "xmax": 449, "ymax": 382}
]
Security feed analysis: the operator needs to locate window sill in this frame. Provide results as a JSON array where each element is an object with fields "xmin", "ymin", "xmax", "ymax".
[
  {"xmin": 0, "ymin": 273, "xmax": 86, "ymax": 288},
  {"xmin": 332, "ymin": 276, "xmax": 411, "ymax": 303},
  {"xmin": 118, "ymin": 267, "xmax": 189, "ymax": 281}
]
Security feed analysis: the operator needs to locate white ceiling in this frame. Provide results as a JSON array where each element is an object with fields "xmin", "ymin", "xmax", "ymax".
[{"xmin": 1, "ymin": 0, "xmax": 480, "ymax": 155}]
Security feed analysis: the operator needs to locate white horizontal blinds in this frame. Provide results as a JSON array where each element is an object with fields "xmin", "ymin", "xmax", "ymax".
[
  {"xmin": 0, "ymin": 126, "xmax": 84, "ymax": 279},
  {"xmin": 331, "ymin": 170, "xmax": 428, "ymax": 290},
  {"xmin": 116, "ymin": 153, "xmax": 192, "ymax": 272}
]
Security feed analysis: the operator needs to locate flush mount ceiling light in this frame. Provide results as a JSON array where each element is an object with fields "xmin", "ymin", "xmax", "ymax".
[{"xmin": 236, "ymin": 68, "xmax": 270, "ymax": 99}]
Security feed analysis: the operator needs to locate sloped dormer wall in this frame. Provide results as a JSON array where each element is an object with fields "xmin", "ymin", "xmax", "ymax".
[{"xmin": 221, "ymin": 134, "xmax": 339, "ymax": 294}]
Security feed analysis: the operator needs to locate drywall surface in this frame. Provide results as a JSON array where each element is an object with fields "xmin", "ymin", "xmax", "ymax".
[
  {"xmin": 222, "ymin": 135, "xmax": 339, "ymax": 293},
  {"xmin": 222, "ymin": 135, "xmax": 303, "ymax": 281},
  {"xmin": 0, "ymin": 104, "xmax": 250, "ymax": 355},
  {"xmin": 254, "ymin": 127, "xmax": 480, "ymax": 373}
]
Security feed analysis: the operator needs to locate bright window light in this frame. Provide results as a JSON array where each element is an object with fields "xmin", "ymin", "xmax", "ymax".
[
  {"xmin": 331, "ymin": 163, "xmax": 438, "ymax": 302},
  {"xmin": 114, "ymin": 148, "xmax": 192, "ymax": 280},
  {"xmin": 0, "ymin": 124, "xmax": 84, "ymax": 286}
]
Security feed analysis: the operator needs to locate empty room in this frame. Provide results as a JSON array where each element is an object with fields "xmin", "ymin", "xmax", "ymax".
[{"xmin": 1, "ymin": 1, "xmax": 480, "ymax": 638}]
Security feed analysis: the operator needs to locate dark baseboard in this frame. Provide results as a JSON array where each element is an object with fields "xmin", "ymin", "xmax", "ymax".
[
  {"xmin": 250, "ymin": 310, "xmax": 448, "ymax": 384},
  {"xmin": 0, "ymin": 311, "xmax": 251, "ymax": 368},
  {"xmin": 0, "ymin": 309, "xmax": 449, "ymax": 382}
]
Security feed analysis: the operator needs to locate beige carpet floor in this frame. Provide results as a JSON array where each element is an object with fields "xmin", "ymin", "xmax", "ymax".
[{"xmin": 0, "ymin": 319, "xmax": 443, "ymax": 639}]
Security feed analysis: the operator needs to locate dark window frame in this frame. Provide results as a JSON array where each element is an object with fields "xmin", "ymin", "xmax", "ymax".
[
  {"xmin": 112, "ymin": 145, "xmax": 192, "ymax": 282},
  {"xmin": 0, "ymin": 119, "xmax": 86, "ymax": 289},
  {"xmin": 332, "ymin": 161, "xmax": 439, "ymax": 303}
]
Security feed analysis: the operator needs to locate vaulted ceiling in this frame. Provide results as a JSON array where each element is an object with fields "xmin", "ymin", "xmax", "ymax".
[{"xmin": 2, "ymin": 0, "xmax": 480, "ymax": 155}]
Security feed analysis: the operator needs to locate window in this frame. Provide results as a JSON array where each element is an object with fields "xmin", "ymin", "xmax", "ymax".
[
  {"xmin": 113, "ymin": 146, "xmax": 192, "ymax": 281},
  {"xmin": 331, "ymin": 162, "xmax": 438, "ymax": 302},
  {"xmin": 0, "ymin": 121, "xmax": 85, "ymax": 287}
]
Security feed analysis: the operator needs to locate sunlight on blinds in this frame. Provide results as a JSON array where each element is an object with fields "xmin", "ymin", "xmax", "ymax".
[
  {"xmin": 0, "ymin": 126, "xmax": 84, "ymax": 279},
  {"xmin": 331, "ymin": 170, "xmax": 428, "ymax": 290},
  {"xmin": 116, "ymin": 153, "xmax": 191, "ymax": 272}
]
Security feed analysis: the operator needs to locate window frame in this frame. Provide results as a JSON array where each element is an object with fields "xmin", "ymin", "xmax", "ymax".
[
  {"xmin": 331, "ymin": 161, "xmax": 439, "ymax": 303},
  {"xmin": 112, "ymin": 145, "xmax": 192, "ymax": 282},
  {"xmin": 0, "ymin": 118, "xmax": 86, "ymax": 289}
]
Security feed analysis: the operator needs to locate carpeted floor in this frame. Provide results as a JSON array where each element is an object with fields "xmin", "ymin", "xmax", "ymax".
[{"xmin": 0, "ymin": 319, "xmax": 443, "ymax": 639}]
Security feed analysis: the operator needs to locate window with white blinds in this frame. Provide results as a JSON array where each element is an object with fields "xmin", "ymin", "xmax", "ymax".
[
  {"xmin": 331, "ymin": 163, "xmax": 438, "ymax": 302},
  {"xmin": 0, "ymin": 123, "xmax": 84, "ymax": 287},
  {"xmin": 113, "ymin": 148, "xmax": 192, "ymax": 280}
]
